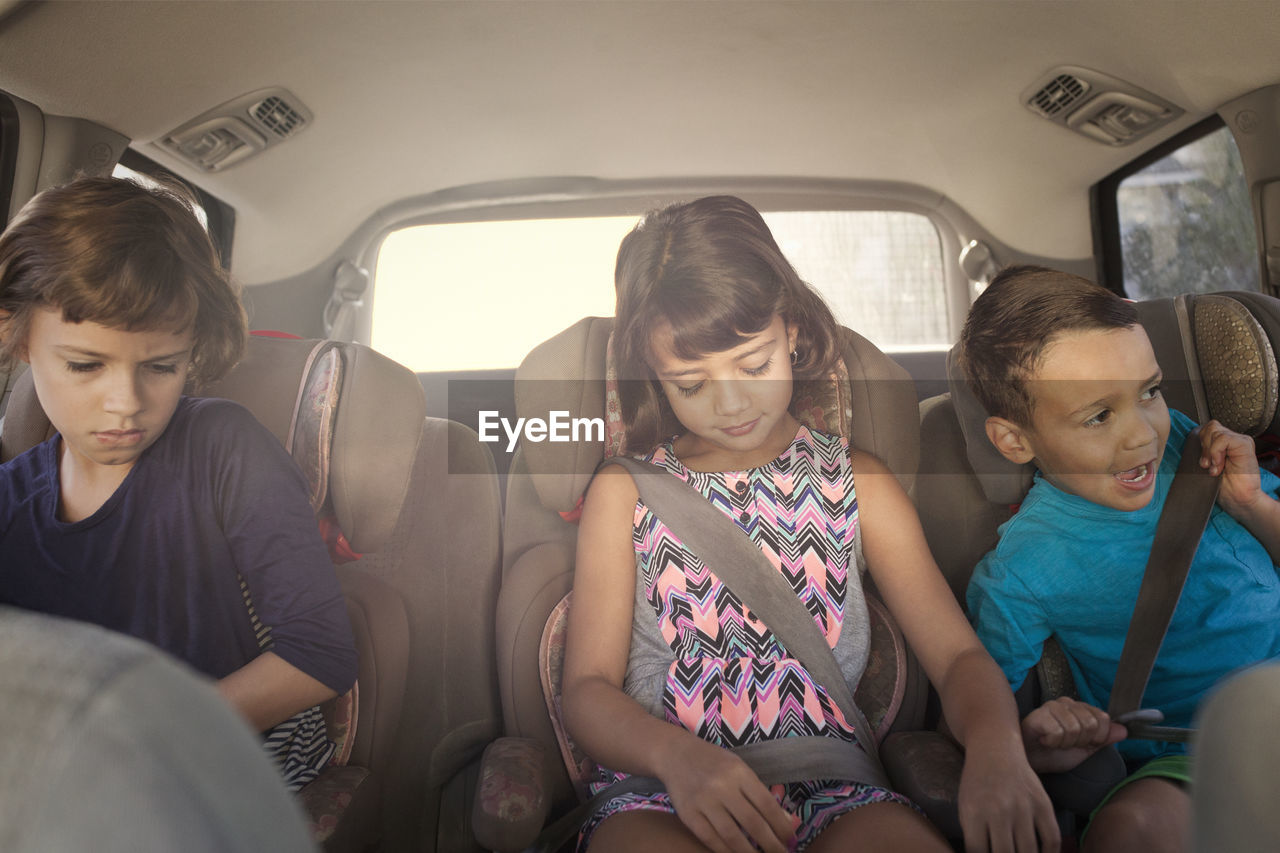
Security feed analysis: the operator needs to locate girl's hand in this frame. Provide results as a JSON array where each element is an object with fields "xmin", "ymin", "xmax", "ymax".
[
  {"xmin": 1020, "ymin": 697, "xmax": 1126, "ymax": 774},
  {"xmin": 658, "ymin": 735, "xmax": 797, "ymax": 853},
  {"xmin": 956, "ymin": 734, "xmax": 1060, "ymax": 853},
  {"xmin": 1198, "ymin": 420, "xmax": 1263, "ymax": 514}
]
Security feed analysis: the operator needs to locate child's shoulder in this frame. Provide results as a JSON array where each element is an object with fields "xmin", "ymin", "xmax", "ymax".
[
  {"xmin": 985, "ymin": 486, "xmax": 1088, "ymax": 567},
  {"xmin": 173, "ymin": 396, "xmax": 269, "ymax": 440},
  {"xmin": 0, "ymin": 437, "xmax": 56, "ymax": 525},
  {"xmin": 151, "ymin": 397, "xmax": 278, "ymax": 472},
  {"xmin": 801, "ymin": 423, "xmax": 847, "ymax": 450}
]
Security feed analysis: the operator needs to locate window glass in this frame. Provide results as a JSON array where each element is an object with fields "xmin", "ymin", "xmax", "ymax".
[
  {"xmin": 372, "ymin": 209, "xmax": 947, "ymax": 372},
  {"xmin": 373, "ymin": 217, "xmax": 632, "ymax": 373},
  {"xmin": 763, "ymin": 211, "xmax": 946, "ymax": 352},
  {"xmin": 1117, "ymin": 125, "xmax": 1259, "ymax": 298}
]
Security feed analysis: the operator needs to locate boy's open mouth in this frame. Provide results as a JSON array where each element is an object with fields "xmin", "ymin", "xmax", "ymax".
[{"xmin": 1114, "ymin": 461, "xmax": 1155, "ymax": 491}]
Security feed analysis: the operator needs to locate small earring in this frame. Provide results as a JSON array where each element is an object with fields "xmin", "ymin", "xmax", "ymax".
[{"xmin": 790, "ymin": 349, "xmax": 798, "ymax": 365}]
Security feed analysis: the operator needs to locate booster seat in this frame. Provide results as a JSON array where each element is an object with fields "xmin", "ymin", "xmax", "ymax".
[
  {"xmin": 0, "ymin": 333, "xmax": 505, "ymax": 853},
  {"xmin": 916, "ymin": 290, "xmax": 1280, "ymax": 825},
  {"xmin": 473, "ymin": 316, "xmax": 975, "ymax": 851}
]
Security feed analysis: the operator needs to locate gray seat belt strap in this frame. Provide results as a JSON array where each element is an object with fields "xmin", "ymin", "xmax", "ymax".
[
  {"xmin": 611, "ymin": 456, "xmax": 887, "ymax": 783},
  {"xmin": 1107, "ymin": 431, "xmax": 1220, "ymax": 742}
]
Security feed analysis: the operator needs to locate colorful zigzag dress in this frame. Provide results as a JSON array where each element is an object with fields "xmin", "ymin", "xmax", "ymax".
[{"xmin": 580, "ymin": 425, "xmax": 915, "ymax": 851}]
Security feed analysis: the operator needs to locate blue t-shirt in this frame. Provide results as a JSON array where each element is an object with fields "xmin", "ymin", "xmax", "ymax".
[
  {"xmin": 0, "ymin": 396, "xmax": 357, "ymax": 694},
  {"xmin": 967, "ymin": 409, "xmax": 1280, "ymax": 763}
]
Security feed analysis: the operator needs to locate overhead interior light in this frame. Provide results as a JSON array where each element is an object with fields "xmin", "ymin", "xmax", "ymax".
[
  {"xmin": 164, "ymin": 118, "xmax": 266, "ymax": 172},
  {"xmin": 1068, "ymin": 93, "xmax": 1176, "ymax": 146},
  {"xmin": 156, "ymin": 87, "xmax": 312, "ymax": 171},
  {"xmin": 1021, "ymin": 66, "xmax": 1183, "ymax": 146}
]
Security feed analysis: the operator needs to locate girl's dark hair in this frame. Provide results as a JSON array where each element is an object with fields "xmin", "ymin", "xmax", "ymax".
[
  {"xmin": 0, "ymin": 175, "xmax": 246, "ymax": 385},
  {"xmin": 958, "ymin": 264, "xmax": 1139, "ymax": 426},
  {"xmin": 613, "ymin": 195, "xmax": 841, "ymax": 452}
]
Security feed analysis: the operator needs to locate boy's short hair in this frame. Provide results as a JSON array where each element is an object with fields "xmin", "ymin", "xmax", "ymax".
[
  {"xmin": 0, "ymin": 176, "xmax": 247, "ymax": 385},
  {"xmin": 959, "ymin": 265, "xmax": 1138, "ymax": 426}
]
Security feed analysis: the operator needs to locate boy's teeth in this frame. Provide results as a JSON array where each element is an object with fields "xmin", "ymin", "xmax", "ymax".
[{"xmin": 1118, "ymin": 464, "xmax": 1148, "ymax": 482}]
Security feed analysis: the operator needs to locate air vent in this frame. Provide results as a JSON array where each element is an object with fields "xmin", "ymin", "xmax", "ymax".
[
  {"xmin": 1021, "ymin": 66, "xmax": 1183, "ymax": 146},
  {"xmin": 250, "ymin": 94, "xmax": 308, "ymax": 139},
  {"xmin": 156, "ymin": 87, "xmax": 312, "ymax": 171},
  {"xmin": 1028, "ymin": 74, "xmax": 1090, "ymax": 118}
]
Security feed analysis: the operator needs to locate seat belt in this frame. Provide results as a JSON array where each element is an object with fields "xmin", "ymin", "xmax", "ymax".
[
  {"xmin": 522, "ymin": 458, "xmax": 890, "ymax": 853},
  {"xmin": 1106, "ymin": 430, "xmax": 1220, "ymax": 742},
  {"xmin": 611, "ymin": 456, "xmax": 887, "ymax": 784}
]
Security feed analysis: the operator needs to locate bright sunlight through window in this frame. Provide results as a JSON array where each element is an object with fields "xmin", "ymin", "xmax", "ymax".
[
  {"xmin": 373, "ymin": 217, "xmax": 633, "ymax": 372},
  {"xmin": 372, "ymin": 210, "xmax": 945, "ymax": 372}
]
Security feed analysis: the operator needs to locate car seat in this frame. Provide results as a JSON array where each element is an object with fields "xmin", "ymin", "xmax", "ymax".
[
  {"xmin": 916, "ymin": 290, "xmax": 1280, "ymax": 829},
  {"xmin": 470, "ymin": 316, "xmax": 981, "ymax": 851},
  {"xmin": 0, "ymin": 333, "xmax": 505, "ymax": 853}
]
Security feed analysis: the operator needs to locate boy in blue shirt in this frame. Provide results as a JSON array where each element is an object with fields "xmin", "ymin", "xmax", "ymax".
[{"xmin": 960, "ymin": 265, "xmax": 1280, "ymax": 852}]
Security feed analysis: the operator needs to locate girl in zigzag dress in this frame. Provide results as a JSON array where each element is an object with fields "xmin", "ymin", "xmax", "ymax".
[{"xmin": 561, "ymin": 195, "xmax": 1058, "ymax": 853}]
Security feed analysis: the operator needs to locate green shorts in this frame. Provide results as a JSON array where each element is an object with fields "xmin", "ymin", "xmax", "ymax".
[{"xmin": 1082, "ymin": 754, "xmax": 1192, "ymax": 838}]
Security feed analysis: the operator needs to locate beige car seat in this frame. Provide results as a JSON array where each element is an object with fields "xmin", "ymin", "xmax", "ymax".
[
  {"xmin": 0, "ymin": 334, "xmax": 504, "ymax": 853},
  {"xmin": 470, "ymin": 316, "xmax": 989, "ymax": 850},
  {"xmin": 916, "ymin": 291, "xmax": 1280, "ymax": 826}
]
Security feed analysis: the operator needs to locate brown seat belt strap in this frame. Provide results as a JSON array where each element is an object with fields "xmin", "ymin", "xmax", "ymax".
[{"xmin": 1107, "ymin": 431, "xmax": 1220, "ymax": 742}]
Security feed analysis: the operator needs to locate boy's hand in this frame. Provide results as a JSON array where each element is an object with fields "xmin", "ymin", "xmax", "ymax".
[
  {"xmin": 1196, "ymin": 421, "xmax": 1280, "ymax": 561},
  {"xmin": 1020, "ymin": 697, "xmax": 1126, "ymax": 774},
  {"xmin": 1197, "ymin": 420, "xmax": 1263, "ymax": 515}
]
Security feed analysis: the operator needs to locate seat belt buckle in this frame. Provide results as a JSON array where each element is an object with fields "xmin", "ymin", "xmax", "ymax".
[
  {"xmin": 1115, "ymin": 708, "xmax": 1193, "ymax": 743},
  {"xmin": 1114, "ymin": 708, "xmax": 1165, "ymax": 727}
]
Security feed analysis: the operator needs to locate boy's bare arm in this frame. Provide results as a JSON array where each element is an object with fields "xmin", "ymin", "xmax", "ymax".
[{"xmin": 1198, "ymin": 421, "xmax": 1280, "ymax": 562}]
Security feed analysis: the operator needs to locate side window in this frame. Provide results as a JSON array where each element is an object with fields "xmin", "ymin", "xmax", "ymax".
[
  {"xmin": 112, "ymin": 150, "xmax": 236, "ymax": 269},
  {"xmin": 762, "ymin": 211, "xmax": 946, "ymax": 351},
  {"xmin": 371, "ymin": 208, "xmax": 947, "ymax": 372},
  {"xmin": 0, "ymin": 92, "xmax": 17, "ymax": 226},
  {"xmin": 1101, "ymin": 119, "xmax": 1259, "ymax": 298}
]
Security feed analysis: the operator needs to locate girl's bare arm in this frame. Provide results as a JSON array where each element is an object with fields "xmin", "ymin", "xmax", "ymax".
[
  {"xmin": 561, "ymin": 465, "xmax": 794, "ymax": 853},
  {"xmin": 852, "ymin": 451, "xmax": 1059, "ymax": 853}
]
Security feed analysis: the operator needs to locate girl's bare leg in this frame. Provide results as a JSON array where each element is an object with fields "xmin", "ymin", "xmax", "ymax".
[
  {"xmin": 805, "ymin": 801, "xmax": 951, "ymax": 853},
  {"xmin": 585, "ymin": 810, "xmax": 714, "ymax": 853}
]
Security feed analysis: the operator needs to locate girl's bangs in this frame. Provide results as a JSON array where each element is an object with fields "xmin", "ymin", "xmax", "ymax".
[{"xmin": 659, "ymin": 279, "xmax": 777, "ymax": 362}]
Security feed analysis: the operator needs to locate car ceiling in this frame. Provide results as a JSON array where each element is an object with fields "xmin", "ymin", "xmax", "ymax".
[{"xmin": 1, "ymin": 0, "xmax": 1279, "ymax": 284}]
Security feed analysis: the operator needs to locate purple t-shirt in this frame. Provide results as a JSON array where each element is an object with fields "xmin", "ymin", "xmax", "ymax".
[{"xmin": 0, "ymin": 396, "xmax": 357, "ymax": 694}]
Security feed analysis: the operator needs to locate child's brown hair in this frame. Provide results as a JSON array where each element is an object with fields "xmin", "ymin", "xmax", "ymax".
[
  {"xmin": 612, "ymin": 195, "xmax": 841, "ymax": 452},
  {"xmin": 959, "ymin": 264, "xmax": 1139, "ymax": 427},
  {"xmin": 0, "ymin": 176, "xmax": 246, "ymax": 385}
]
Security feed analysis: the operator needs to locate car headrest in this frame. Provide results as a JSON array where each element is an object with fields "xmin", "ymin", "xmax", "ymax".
[
  {"xmin": 949, "ymin": 292, "xmax": 1280, "ymax": 506},
  {"xmin": 516, "ymin": 316, "xmax": 920, "ymax": 515},
  {"xmin": 0, "ymin": 335, "xmax": 425, "ymax": 554}
]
